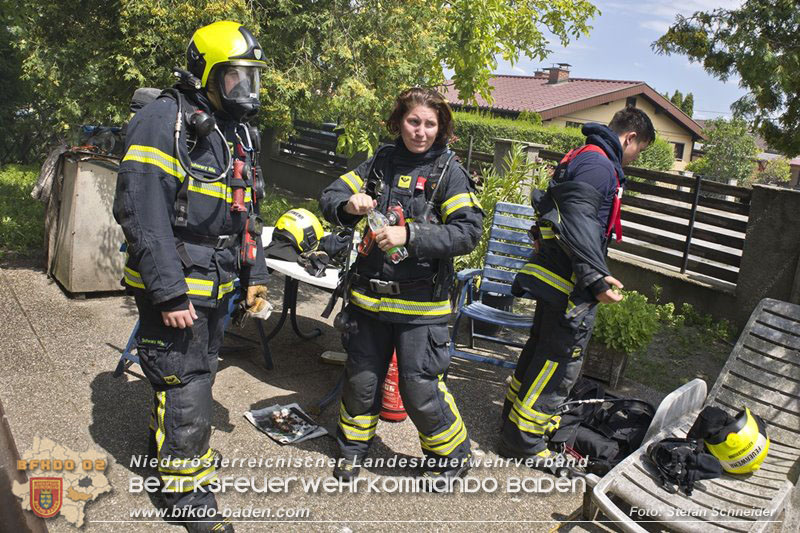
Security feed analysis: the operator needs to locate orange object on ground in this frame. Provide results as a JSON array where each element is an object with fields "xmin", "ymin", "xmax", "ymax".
[{"xmin": 380, "ymin": 351, "xmax": 407, "ymax": 422}]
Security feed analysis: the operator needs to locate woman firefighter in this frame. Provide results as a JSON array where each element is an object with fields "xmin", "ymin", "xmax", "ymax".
[{"xmin": 319, "ymin": 88, "xmax": 483, "ymax": 484}]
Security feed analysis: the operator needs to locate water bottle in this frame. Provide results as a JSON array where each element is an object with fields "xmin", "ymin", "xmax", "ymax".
[{"xmin": 367, "ymin": 210, "xmax": 408, "ymax": 264}]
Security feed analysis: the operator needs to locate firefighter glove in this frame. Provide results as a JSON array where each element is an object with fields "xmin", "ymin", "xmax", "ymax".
[{"xmin": 246, "ymin": 285, "xmax": 268, "ymax": 312}]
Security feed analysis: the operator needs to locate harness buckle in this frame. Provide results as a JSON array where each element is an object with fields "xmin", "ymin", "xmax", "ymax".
[
  {"xmin": 215, "ymin": 235, "xmax": 236, "ymax": 249},
  {"xmin": 369, "ymin": 279, "xmax": 401, "ymax": 295}
]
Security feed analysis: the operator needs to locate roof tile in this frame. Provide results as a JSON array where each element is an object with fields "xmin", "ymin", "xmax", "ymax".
[{"xmin": 443, "ymin": 74, "xmax": 642, "ymax": 113}]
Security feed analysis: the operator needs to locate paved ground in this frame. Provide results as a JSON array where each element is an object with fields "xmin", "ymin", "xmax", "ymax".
[{"xmin": 0, "ymin": 260, "xmax": 795, "ymax": 532}]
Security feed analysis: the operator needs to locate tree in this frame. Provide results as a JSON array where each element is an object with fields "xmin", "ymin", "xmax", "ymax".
[
  {"xmin": 6, "ymin": 0, "xmax": 599, "ymax": 162},
  {"xmin": 682, "ymin": 93, "xmax": 694, "ymax": 118},
  {"xmin": 0, "ymin": 0, "xmax": 56, "ymax": 164},
  {"xmin": 666, "ymin": 90, "xmax": 694, "ymax": 118},
  {"xmin": 752, "ymin": 157, "xmax": 792, "ymax": 187},
  {"xmin": 653, "ymin": 0, "xmax": 800, "ymax": 155},
  {"xmin": 690, "ymin": 118, "xmax": 758, "ymax": 185},
  {"xmin": 669, "ymin": 90, "xmax": 683, "ymax": 112}
]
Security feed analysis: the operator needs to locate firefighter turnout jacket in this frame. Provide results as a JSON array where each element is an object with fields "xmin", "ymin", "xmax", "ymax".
[
  {"xmin": 113, "ymin": 89, "xmax": 269, "ymax": 309},
  {"xmin": 512, "ymin": 124, "xmax": 625, "ymax": 312},
  {"xmin": 319, "ymin": 141, "xmax": 483, "ymax": 324}
]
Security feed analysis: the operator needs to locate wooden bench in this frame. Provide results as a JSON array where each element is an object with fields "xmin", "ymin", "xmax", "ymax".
[{"xmin": 584, "ymin": 298, "xmax": 800, "ymax": 532}]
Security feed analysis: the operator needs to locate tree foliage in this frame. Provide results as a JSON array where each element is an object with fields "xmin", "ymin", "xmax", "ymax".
[
  {"xmin": 682, "ymin": 93, "xmax": 694, "ymax": 118},
  {"xmin": 669, "ymin": 90, "xmax": 683, "ymax": 111},
  {"xmin": 664, "ymin": 90, "xmax": 694, "ymax": 117},
  {"xmin": 691, "ymin": 118, "xmax": 758, "ymax": 185},
  {"xmin": 4, "ymin": 0, "xmax": 599, "ymax": 163},
  {"xmin": 752, "ymin": 157, "xmax": 792, "ymax": 187},
  {"xmin": 653, "ymin": 0, "xmax": 800, "ymax": 155}
]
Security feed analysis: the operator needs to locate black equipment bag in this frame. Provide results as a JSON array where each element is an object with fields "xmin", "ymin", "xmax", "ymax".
[{"xmin": 550, "ymin": 377, "xmax": 655, "ymax": 475}]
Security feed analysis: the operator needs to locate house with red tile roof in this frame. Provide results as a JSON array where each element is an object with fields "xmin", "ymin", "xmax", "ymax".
[{"xmin": 442, "ymin": 65, "xmax": 704, "ymax": 171}]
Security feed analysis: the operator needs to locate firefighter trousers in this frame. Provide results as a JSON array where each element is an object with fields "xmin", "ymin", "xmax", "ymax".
[
  {"xmin": 501, "ymin": 300, "xmax": 598, "ymax": 455},
  {"xmin": 337, "ymin": 308, "xmax": 471, "ymax": 469},
  {"xmin": 135, "ymin": 295, "xmax": 227, "ymax": 508}
]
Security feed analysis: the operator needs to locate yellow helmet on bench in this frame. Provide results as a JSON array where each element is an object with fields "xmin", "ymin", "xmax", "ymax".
[
  {"xmin": 266, "ymin": 208, "xmax": 324, "ymax": 261},
  {"xmin": 705, "ymin": 407, "xmax": 770, "ymax": 474}
]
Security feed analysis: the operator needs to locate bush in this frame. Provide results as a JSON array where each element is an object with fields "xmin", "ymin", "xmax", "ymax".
[
  {"xmin": 752, "ymin": 157, "xmax": 792, "ymax": 186},
  {"xmin": 593, "ymin": 291, "xmax": 661, "ymax": 355},
  {"xmin": 452, "ymin": 111, "xmax": 586, "ymax": 154},
  {"xmin": 0, "ymin": 164, "xmax": 43, "ymax": 259},
  {"xmin": 685, "ymin": 156, "xmax": 709, "ymax": 176},
  {"xmin": 632, "ymin": 137, "xmax": 674, "ymax": 172},
  {"xmin": 452, "ymin": 111, "xmax": 675, "ymax": 172}
]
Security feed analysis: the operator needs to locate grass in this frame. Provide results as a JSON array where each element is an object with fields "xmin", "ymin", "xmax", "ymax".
[{"xmin": 0, "ymin": 164, "xmax": 43, "ymax": 261}]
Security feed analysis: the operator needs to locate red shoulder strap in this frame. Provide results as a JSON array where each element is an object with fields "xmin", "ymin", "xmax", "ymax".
[{"xmin": 560, "ymin": 144, "xmax": 608, "ymax": 164}]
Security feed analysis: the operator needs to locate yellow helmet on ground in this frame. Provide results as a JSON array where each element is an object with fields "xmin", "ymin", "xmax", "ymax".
[
  {"xmin": 186, "ymin": 21, "xmax": 267, "ymax": 121},
  {"xmin": 265, "ymin": 208, "xmax": 324, "ymax": 261},
  {"xmin": 704, "ymin": 407, "xmax": 770, "ymax": 474}
]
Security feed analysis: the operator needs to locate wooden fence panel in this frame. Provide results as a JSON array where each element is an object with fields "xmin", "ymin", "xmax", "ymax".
[{"xmin": 459, "ymin": 144, "xmax": 751, "ymax": 286}]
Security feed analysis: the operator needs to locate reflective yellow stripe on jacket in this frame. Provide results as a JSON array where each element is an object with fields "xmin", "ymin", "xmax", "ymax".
[
  {"xmin": 518, "ymin": 264, "xmax": 575, "ymax": 296},
  {"xmin": 123, "ymin": 144, "xmax": 252, "ymax": 204},
  {"xmin": 124, "ymin": 267, "xmax": 234, "ymax": 301},
  {"xmin": 339, "ymin": 171, "xmax": 363, "ymax": 194},
  {"xmin": 349, "ymin": 289, "xmax": 451, "ymax": 317},
  {"xmin": 440, "ymin": 192, "xmax": 482, "ymax": 222},
  {"xmin": 123, "ymin": 145, "xmax": 186, "ymax": 180},
  {"xmin": 188, "ymin": 179, "xmax": 252, "ymax": 204}
]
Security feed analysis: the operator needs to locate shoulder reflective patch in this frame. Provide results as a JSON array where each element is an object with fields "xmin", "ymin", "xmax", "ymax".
[
  {"xmin": 397, "ymin": 175, "xmax": 412, "ymax": 189},
  {"xmin": 163, "ymin": 375, "xmax": 181, "ymax": 385},
  {"xmin": 339, "ymin": 171, "xmax": 363, "ymax": 194},
  {"xmin": 123, "ymin": 145, "xmax": 186, "ymax": 181},
  {"xmin": 441, "ymin": 192, "xmax": 477, "ymax": 222}
]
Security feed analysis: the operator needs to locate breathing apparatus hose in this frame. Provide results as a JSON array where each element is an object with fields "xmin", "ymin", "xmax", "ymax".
[{"xmin": 166, "ymin": 87, "xmax": 233, "ymax": 184}]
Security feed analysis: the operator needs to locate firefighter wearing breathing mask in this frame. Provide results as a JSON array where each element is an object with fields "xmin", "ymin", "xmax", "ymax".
[{"xmin": 113, "ymin": 21, "xmax": 269, "ymax": 532}]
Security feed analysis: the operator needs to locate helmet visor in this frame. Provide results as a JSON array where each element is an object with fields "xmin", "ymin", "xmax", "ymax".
[{"xmin": 219, "ymin": 65, "xmax": 260, "ymax": 100}]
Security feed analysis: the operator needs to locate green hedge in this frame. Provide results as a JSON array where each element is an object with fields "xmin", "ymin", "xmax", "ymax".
[
  {"xmin": 0, "ymin": 164, "xmax": 43, "ymax": 259},
  {"xmin": 451, "ymin": 111, "xmax": 675, "ymax": 172},
  {"xmin": 452, "ymin": 111, "xmax": 585, "ymax": 154}
]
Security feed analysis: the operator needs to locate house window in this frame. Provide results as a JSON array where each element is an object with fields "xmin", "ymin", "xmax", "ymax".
[
  {"xmin": 671, "ymin": 142, "xmax": 685, "ymax": 161},
  {"xmin": 565, "ymin": 121, "xmax": 582, "ymax": 129},
  {"xmin": 626, "ymin": 97, "xmax": 637, "ymax": 107}
]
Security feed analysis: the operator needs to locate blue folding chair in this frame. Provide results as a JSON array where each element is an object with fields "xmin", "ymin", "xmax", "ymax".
[
  {"xmin": 449, "ymin": 202, "xmax": 536, "ymax": 368},
  {"xmin": 113, "ymin": 285, "xmax": 273, "ymax": 377}
]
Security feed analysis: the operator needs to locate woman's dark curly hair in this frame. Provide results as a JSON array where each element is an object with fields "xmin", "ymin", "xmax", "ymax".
[{"xmin": 386, "ymin": 87, "xmax": 454, "ymax": 145}]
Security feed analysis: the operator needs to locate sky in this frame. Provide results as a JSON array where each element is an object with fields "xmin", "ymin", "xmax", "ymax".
[{"xmin": 491, "ymin": 0, "xmax": 746, "ymax": 121}]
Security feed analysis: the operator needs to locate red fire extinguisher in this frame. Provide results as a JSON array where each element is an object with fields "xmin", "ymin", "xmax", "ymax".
[{"xmin": 380, "ymin": 351, "xmax": 407, "ymax": 422}]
